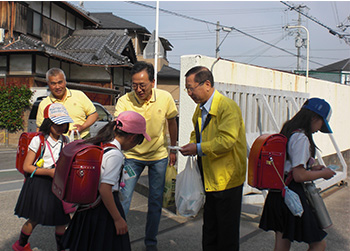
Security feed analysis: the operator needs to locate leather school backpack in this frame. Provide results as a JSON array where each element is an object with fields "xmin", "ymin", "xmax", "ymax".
[
  {"xmin": 248, "ymin": 134, "xmax": 288, "ymax": 190},
  {"xmin": 16, "ymin": 132, "xmax": 45, "ymax": 176},
  {"xmin": 52, "ymin": 140, "xmax": 116, "ymax": 205}
]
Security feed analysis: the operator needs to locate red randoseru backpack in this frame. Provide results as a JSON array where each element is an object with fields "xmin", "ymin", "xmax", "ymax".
[
  {"xmin": 248, "ymin": 134, "xmax": 288, "ymax": 190},
  {"xmin": 52, "ymin": 140, "xmax": 117, "ymax": 206},
  {"xmin": 16, "ymin": 132, "xmax": 45, "ymax": 176}
]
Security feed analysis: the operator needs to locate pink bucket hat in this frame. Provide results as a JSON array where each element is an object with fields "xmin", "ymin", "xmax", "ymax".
[{"xmin": 116, "ymin": 111, "xmax": 151, "ymax": 141}]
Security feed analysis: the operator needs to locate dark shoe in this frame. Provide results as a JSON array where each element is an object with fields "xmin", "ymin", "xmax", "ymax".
[{"xmin": 146, "ymin": 245, "xmax": 158, "ymax": 251}]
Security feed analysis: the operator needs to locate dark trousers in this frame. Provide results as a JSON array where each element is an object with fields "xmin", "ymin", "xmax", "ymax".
[{"xmin": 202, "ymin": 184, "xmax": 243, "ymax": 251}]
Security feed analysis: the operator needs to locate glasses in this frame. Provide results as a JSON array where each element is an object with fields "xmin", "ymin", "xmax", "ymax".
[
  {"xmin": 185, "ymin": 80, "xmax": 206, "ymax": 93},
  {"xmin": 132, "ymin": 82, "xmax": 151, "ymax": 90}
]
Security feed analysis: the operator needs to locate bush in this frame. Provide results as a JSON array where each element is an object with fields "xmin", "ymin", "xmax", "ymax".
[{"xmin": 0, "ymin": 82, "xmax": 33, "ymax": 132}]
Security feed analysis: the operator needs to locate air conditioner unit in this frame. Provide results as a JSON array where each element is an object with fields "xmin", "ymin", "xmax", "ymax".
[{"xmin": 0, "ymin": 28, "xmax": 5, "ymax": 43}]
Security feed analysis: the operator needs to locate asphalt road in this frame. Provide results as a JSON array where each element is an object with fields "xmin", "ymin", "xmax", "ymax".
[
  {"xmin": 1, "ymin": 147, "xmax": 349, "ymax": 251},
  {"xmin": 0, "ymin": 148, "xmax": 23, "ymax": 191}
]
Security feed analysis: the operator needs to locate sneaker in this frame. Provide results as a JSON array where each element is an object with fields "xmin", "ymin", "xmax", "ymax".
[{"xmin": 12, "ymin": 240, "xmax": 32, "ymax": 251}]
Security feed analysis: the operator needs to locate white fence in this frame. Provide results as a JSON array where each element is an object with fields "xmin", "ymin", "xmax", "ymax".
[{"xmin": 178, "ymin": 55, "xmax": 348, "ymax": 215}]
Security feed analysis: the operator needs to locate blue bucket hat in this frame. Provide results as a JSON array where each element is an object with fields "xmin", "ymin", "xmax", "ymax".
[{"xmin": 302, "ymin": 98, "xmax": 332, "ymax": 133}]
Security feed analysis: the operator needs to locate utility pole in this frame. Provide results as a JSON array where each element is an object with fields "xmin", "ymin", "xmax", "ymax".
[
  {"xmin": 216, "ymin": 21, "xmax": 220, "ymax": 58},
  {"xmin": 295, "ymin": 5, "xmax": 306, "ymax": 71},
  {"xmin": 286, "ymin": 25, "xmax": 310, "ymax": 91}
]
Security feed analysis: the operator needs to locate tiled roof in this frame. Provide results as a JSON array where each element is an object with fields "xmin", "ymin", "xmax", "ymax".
[
  {"xmin": 158, "ymin": 65, "xmax": 179, "ymax": 78},
  {"xmin": 57, "ymin": 30, "xmax": 134, "ymax": 65},
  {"xmin": 90, "ymin": 12, "xmax": 149, "ymax": 33},
  {"xmin": 316, "ymin": 58, "xmax": 350, "ymax": 72},
  {"xmin": 1, "ymin": 30, "xmax": 135, "ymax": 66},
  {"xmin": 91, "ymin": 12, "xmax": 172, "ymax": 50},
  {"xmin": 60, "ymin": 1, "xmax": 100, "ymax": 26},
  {"xmin": 1, "ymin": 35, "xmax": 78, "ymax": 62}
]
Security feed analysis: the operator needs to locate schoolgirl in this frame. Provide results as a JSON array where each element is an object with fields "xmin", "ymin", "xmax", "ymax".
[
  {"xmin": 13, "ymin": 103, "xmax": 73, "ymax": 251},
  {"xmin": 62, "ymin": 111, "xmax": 151, "ymax": 251},
  {"xmin": 259, "ymin": 98, "xmax": 336, "ymax": 251}
]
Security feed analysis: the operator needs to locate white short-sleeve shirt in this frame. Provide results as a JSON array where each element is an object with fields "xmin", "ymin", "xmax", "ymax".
[
  {"xmin": 284, "ymin": 132, "xmax": 311, "ymax": 174},
  {"xmin": 28, "ymin": 135, "xmax": 68, "ymax": 169},
  {"xmin": 100, "ymin": 139, "xmax": 124, "ymax": 192}
]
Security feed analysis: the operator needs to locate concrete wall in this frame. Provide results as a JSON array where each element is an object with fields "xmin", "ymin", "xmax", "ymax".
[{"xmin": 178, "ymin": 55, "xmax": 350, "ymax": 171}]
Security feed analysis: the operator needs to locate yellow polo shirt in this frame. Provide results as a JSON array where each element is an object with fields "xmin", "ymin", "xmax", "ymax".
[
  {"xmin": 115, "ymin": 89, "xmax": 178, "ymax": 161},
  {"xmin": 36, "ymin": 88, "xmax": 96, "ymax": 138}
]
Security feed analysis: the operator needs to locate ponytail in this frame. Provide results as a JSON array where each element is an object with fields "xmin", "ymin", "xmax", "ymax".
[
  {"xmin": 83, "ymin": 120, "xmax": 145, "ymax": 146},
  {"xmin": 83, "ymin": 121, "xmax": 117, "ymax": 146}
]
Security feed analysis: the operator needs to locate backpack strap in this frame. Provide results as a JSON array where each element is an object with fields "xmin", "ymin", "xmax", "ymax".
[{"xmin": 30, "ymin": 133, "xmax": 46, "ymax": 178}]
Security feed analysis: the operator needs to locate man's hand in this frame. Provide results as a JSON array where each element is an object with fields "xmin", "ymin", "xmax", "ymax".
[
  {"xmin": 179, "ymin": 143, "xmax": 197, "ymax": 156},
  {"xmin": 169, "ymin": 152, "xmax": 177, "ymax": 166},
  {"xmin": 72, "ymin": 124, "xmax": 84, "ymax": 133}
]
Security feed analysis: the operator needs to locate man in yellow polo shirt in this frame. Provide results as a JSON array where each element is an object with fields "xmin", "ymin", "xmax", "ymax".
[
  {"xmin": 36, "ymin": 68, "xmax": 98, "ymax": 138},
  {"xmin": 115, "ymin": 61, "xmax": 178, "ymax": 251},
  {"xmin": 180, "ymin": 66, "xmax": 246, "ymax": 251}
]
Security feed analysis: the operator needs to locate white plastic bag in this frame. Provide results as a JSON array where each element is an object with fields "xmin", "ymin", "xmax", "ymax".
[
  {"xmin": 69, "ymin": 130, "xmax": 81, "ymax": 142},
  {"xmin": 284, "ymin": 186, "xmax": 304, "ymax": 217},
  {"xmin": 175, "ymin": 156, "xmax": 205, "ymax": 217}
]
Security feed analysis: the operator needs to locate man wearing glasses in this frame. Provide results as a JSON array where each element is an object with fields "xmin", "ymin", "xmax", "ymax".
[
  {"xmin": 115, "ymin": 61, "xmax": 178, "ymax": 251},
  {"xmin": 180, "ymin": 66, "xmax": 246, "ymax": 251}
]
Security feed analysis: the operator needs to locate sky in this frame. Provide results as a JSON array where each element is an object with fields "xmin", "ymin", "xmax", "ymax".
[{"xmin": 75, "ymin": 1, "xmax": 350, "ymax": 72}]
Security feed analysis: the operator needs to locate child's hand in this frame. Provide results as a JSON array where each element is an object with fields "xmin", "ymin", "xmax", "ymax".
[
  {"xmin": 322, "ymin": 168, "xmax": 336, "ymax": 180},
  {"xmin": 114, "ymin": 218, "xmax": 128, "ymax": 235},
  {"xmin": 49, "ymin": 168, "xmax": 56, "ymax": 178},
  {"xmin": 311, "ymin": 165, "xmax": 326, "ymax": 171}
]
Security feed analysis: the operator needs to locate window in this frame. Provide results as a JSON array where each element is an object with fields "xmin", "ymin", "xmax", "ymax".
[
  {"xmin": 51, "ymin": 4, "xmax": 66, "ymax": 25},
  {"xmin": 42, "ymin": 2, "xmax": 50, "ymax": 17},
  {"xmin": 67, "ymin": 12, "xmax": 75, "ymax": 29},
  {"xmin": 10, "ymin": 55, "xmax": 32, "ymax": 75},
  {"xmin": 27, "ymin": 9, "xmax": 42, "ymax": 37}
]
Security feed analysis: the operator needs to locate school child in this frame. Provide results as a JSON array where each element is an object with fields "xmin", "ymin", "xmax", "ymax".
[
  {"xmin": 259, "ymin": 98, "xmax": 336, "ymax": 251},
  {"xmin": 62, "ymin": 110, "xmax": 151, "ymax": 251},
  {"xmin": 13, "ymin": 103, "xmax": 73, "ymax": 251}
]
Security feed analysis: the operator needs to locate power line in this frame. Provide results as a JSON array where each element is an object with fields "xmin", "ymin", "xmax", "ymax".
[
  {"xmin": 281, "ymin": 1, "xmax": 350, "ymax": 45},
  {"xmin": 128, "ymin": 1, "xmax": 326, "ymax": 67},
  {"xmin": 128, "ymin": 2, "xmax": 301, "ymax": 59}
]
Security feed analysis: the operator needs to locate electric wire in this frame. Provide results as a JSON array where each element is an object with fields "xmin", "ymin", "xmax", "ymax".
[
  {"xmin": 281, "ymin": 1, "xmax": 350, "ymax": 44},
  {"xmin": 128, "ymin": 2, "xmax": 300, "ymax": 58},
  {"xmin": 128, "ymin": 1, "xmax": 327, "ymax": 67}
]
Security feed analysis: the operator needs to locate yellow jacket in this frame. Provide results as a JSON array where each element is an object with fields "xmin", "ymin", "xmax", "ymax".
[{"xmin": 190, "ymin": 90, "xmax": 247, "ymax": 192}]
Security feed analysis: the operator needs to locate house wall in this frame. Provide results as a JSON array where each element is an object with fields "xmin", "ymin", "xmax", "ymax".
[
  {"xmin": 0, "ymin": 2, "xmax": 91, "ymax": 46},
  {"xmin": 41, "ymin": 15, "xmax": 70, "ymax": 46},
  {"xmin": 178, "ymin": 55, "xmax": 350, "ymax": 170},
  {"xmin": 0, "ymin": 2, "xmax": 10, "ymax": 30},
  {"xmin": 157, "ymin": 79, "xmax": 180, "ymax": 104},
  {"xmin": 309, "ymin": 72, "xmax": 342, "ymax": 85}
]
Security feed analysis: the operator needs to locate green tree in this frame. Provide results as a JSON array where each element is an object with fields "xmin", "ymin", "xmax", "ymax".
[{"xmin": 0, "ymin": 82, "xmax": 33, "ymax": 132}]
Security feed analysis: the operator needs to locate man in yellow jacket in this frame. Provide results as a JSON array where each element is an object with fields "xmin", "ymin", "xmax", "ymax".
[{"xmin": 180, "ymin": 66, "xmax": 246, "ymax": 251}]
